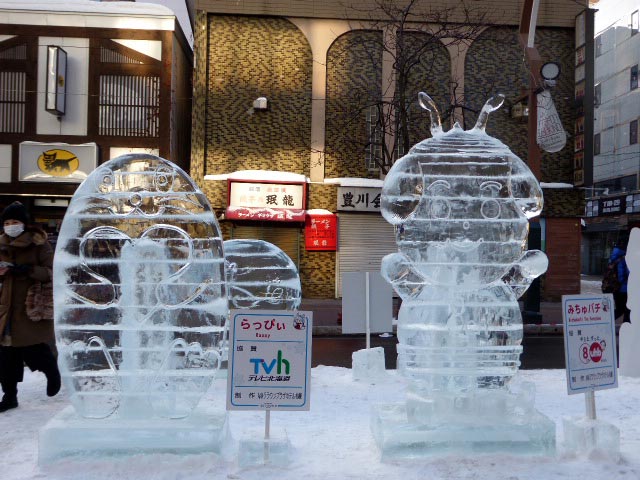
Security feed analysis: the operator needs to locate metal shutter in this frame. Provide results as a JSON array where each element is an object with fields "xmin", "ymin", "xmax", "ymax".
[
  {"xmin": 230, "ymin": 224, "xmax": 301, "ymax": 267},
  {"xmin": 337, "ymin": 213, "xmax": 397, "ymax": 297}
]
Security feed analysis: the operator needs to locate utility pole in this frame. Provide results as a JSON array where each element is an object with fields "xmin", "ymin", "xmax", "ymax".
[{"xmin": 519, "ymin": 0, "xmax": 544, "ymax": 323}]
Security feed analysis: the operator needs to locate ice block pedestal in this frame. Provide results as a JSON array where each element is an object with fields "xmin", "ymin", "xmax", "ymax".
[
  {"xmin": 372, "ymin": 400, "xmax": 555, "ymax": 460},
  {"xmin": 562, "ymin": 417, "xmax": 620, "ymax": 458},
  {"xmin": 352, "ymin": 347, "xmax": 386, "ymax": 382},
  {"xmin": 237, "ymin": 426, "xmax": 291, "ymax": 468},
  {"xmin": 39, "ymin": 405, "xmax": 230, "ymax": 464}
]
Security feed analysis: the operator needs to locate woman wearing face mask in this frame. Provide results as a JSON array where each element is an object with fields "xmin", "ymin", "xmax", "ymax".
[{"xmin": 0, "ymin": 202, "xmax": 60, "ymax": 412}]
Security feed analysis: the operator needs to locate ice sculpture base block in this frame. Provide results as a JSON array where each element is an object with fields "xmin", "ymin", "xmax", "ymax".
[
  {"xmin": 352, "ymin": 347, "xmax": 387, "ymax": 382},
  {"xmin": 562, "ymin": 416, "xmax": 620, "ymax": 458},
  {"xmin": 237, "ymin": 427, "xmax": 291, "ymax": 468},
  {"xmin": 38, "ymin": 405, "xmax": 230, "ymax": 465},
  {"xmin": 371, "ymin": 403, "xmax": 555, "ymax": 460}
]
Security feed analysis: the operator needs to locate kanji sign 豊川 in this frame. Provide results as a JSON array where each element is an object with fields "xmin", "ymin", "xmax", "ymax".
[{"xmin": 337, "ymin": 186, "xmax": 381, "ymax": 212}]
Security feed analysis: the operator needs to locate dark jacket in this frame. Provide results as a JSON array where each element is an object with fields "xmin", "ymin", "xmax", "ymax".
[
  {"xmin": 0, "ymin": 227, "xmax": 54, "ymax": 347},
  {"xmin": 609, "ymin": 246, "xmax": 629, "ymax": 294}
]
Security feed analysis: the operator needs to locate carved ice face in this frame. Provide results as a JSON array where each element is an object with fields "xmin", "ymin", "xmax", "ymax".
[{"xmin": 381, "ymin": 127, "xmax": 543, "ymax": 287}]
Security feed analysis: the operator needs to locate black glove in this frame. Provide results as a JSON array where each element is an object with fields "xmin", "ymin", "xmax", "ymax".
[{"xmin": 10, "ymin": 264, "xmax": 31, "ymax": 276}]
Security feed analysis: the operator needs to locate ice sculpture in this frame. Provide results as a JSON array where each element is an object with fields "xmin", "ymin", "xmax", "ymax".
[
  {"xmin": 372, "ymin": 93, "xmax": 555, "ymax": 458},
  {"xmin": 224, "ymin": 239, "xmax": 301, "ymax": 310},
  {"xmin": 40, "ymin": 154, "xmax": 228, "ymax": 461}
]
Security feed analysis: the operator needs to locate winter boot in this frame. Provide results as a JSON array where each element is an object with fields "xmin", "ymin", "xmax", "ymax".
[
  {"xmin": 44, "ymin": 363, "xmax": 61, "ymax": 397},
  {"xmin": 0, "ymin": 394, "xmax": 18, "ymax": 412},
  {"xmin": 0, "ymin": 382, "xmax": 18, "ymax": 412}
]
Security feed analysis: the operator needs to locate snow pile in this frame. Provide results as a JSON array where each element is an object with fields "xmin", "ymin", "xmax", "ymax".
[{"xmin": 4, "ymin": 367, "xmax": 640, "ymax": 480}]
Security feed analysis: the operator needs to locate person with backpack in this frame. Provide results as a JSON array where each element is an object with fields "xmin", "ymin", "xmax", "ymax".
[{"xmin": 605, "ymin": 243, "xmax": 631, "ymax": 323}]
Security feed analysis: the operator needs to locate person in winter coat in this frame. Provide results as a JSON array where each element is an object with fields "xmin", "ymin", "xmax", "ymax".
[
  {"xmin": 0, "ymin": 202, "xmax": 60, "ymax": 412},
  {"xmin": 608, "ymin": 243, "xmax": 631, "ymax": 323}
]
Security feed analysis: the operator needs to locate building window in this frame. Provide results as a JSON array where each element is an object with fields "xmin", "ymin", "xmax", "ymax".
[
  {"xmin": 631, "ymin": 119, "xmax": 639, "ymax": 145},
  {"xmin": 0, "ymin": 71, "xmax": 26, "ymax": 133},
  {"xmin": 98, "ymin": 75, "xmax": 160, "ymax": 137},
  {"xmin": 632, "ymin": 65, "xmax": 639, "ymax": 90},
  {"xmin": 365, "ymin": 106, "xmax": 382, "ymax": 172},
  {"xmin": 595, "ymin": 35, "xmax": 603, "ymax": 57},
  {"xmin": 0, "ymin": 40, "xmax": 29, "ymax": 133},
  {"xmin": 632, "ymin": 10, "xmax": 639, "ymax": 35},
  {"xmin": 594, "ymin": 133, "xmax": 601, "ymax": 155},
  {"xmin": 594, "ymin": 83, "xmax": 601, "ymax": 107}
]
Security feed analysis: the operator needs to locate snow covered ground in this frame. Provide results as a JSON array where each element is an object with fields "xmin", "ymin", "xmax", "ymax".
[{"xmin": 3, "ymin": 366, "xmax": 640, "ymax": 480}]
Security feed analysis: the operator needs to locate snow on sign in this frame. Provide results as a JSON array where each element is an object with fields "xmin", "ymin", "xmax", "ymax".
[
  {"xmin": 562, "ymin": 294, "xmax": 618, "ymax": 395},
  {"xmin": 227, "ymin": 310, "xmax": 313, "ymax": 411}
]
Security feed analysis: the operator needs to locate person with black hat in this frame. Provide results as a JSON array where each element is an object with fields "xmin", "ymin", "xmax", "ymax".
[{"xmin": 0, "ymin": 201, "xmax": 60, "ymax": 412}]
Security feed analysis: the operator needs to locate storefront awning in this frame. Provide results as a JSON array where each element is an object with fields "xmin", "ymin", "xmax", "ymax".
[{"xmin": 225, "ymin": 206, "xmax": 306, "ymax": 222}]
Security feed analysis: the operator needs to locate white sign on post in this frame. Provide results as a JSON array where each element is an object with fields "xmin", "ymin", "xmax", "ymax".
[
  {"xmin": 562, "ymin": 294, "xmax": 618, "ymax": 395},
  {"xmin": 227, "ymin": 309, "xmax": 313, "ymax": 411}
]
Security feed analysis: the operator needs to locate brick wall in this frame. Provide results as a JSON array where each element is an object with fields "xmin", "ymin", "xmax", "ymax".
[
  {"xmin": 205, "ymin": 15, "xmax": 312, "ymax": 179},
  {"xmin": 299, "ymin": 183, "xmax": 338, "ymax": 298},
  {"xmin": 325, "ymin": 30, "xmax": 450, "ymax": 177},
  {"xmin": 325, "ymin": 30, "xmax": 383, "ymax": 179},
  {"xmin": 464, "ymin": 27, "xmax": 583, "ymax": 204}
]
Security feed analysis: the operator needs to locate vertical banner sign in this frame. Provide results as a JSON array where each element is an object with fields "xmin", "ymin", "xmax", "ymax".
[
  {"xmin": 305, "ymin": 213, "xmax": 337, "ymax": 251},
  {"xmin": 227, "ymin": 310, "xmax": 313, "ymax": 411},
  {"xmin": 562, "ymin": 294, "xmax": 618, "ymax": 394}
]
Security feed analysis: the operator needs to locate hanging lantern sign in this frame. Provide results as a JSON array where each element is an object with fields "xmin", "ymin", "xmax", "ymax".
[{"xmin": 537, "ymin": 89, "xmax": 567, "ymax": 153}]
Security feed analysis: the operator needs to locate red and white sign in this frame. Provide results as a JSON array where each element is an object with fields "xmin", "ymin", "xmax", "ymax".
[
  {"xmin": 305, "ymin": 213, "xmax": 337, "ymax": 251},
  {"xmin": 226, "ymin": 180, "xmax": 306, "ymax": 222},
  {"xmin": 562, "ymin": 294, "xmax": 618, "ymax": 394}
]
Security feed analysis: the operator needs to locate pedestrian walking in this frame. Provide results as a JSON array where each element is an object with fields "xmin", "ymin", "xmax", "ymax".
[
  {"xmin": 606, "ymin": 242, "xmax": 631, "ymax": 323},
  {"xmin": 0, "ymin": 202, "xmax": 60, "ymax": 412}
]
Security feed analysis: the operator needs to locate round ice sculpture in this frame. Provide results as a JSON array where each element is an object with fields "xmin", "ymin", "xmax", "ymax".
[
  {"xmin": 381, "ymin": 94, "xmax": 548, "ymax": 403},
  {"xmin": 54, "ymin": 154, "xmax": 227, "ymax": 419},
  {"xmin": 224, "ymin": 239, "xmax": 302, "ymax": 310}
]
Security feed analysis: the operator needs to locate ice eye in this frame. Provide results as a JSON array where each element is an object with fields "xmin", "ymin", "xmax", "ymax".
[
  {"xmin": 480, "ymin": 181, "xmax": 502, "ymax": 198},
  {"xmin": 481, "ymin": 199, "xmax": 501, "ymax": 219},
  {"xmin": 427, "ymin": 180, "xmax": 451, "ymax": 219},
  {"xmin": 479, "ymin": 181, "xmax": 502, "ymax": 219},
  {"xmin": 431, "ymin": 199, "xmax": 451, "ymax": 219}
]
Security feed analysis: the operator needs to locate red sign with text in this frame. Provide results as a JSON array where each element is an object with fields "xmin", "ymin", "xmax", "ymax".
[{"xmin": 305, "ymin": 214, "xmax": 337, "ymax": 251}]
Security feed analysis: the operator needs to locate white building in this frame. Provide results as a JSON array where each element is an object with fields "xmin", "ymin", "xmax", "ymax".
[
  {"xmin": 582, "ymin": 0, "xmax": 640, "ymax": 273},
  {"xmin": 592, "ymin": 0, "xmax": 640, "ymax": 190}
]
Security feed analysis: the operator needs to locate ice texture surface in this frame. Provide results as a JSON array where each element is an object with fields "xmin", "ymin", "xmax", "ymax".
[
  {"xmin": 224, "ymin": 239, "xmax": 301, "ymax": 311},
  {"xmin": 352, "ymin": 347, "xmax": 387, "ymax": 382},
  {"xmin": 53, "ymin": 154, "xmax": 227, "ymax": 420},
  {"xmin": 375, "ymin": 94, "xmax": 553, "ymax": 456}
]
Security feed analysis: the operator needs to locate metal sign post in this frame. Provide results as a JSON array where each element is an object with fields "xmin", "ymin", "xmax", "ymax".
[{"xmin": 365, "ymin": 272, "xmax": 371, "ymax": 349}]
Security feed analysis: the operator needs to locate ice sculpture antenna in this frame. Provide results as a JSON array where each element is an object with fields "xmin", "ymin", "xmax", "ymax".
[
  {"xmin": 418, "ymin": 92, "xmax": 443, "ymax": 137},
  {"xmin": 374, "ymin": 93, "xmax": 554, "ymax": 456},
  {"xmin": 53, "ymin": 154, "xmax": 227, "ymax": 420}
]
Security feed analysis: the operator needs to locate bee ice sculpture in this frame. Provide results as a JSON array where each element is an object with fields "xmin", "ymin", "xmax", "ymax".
[{"xmin": 374, "ymin": 93, "xmax": 555, "ymax": 456}]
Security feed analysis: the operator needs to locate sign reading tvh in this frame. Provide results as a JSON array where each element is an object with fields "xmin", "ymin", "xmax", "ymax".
[
  {"xmin": 562, "ymin": 294, "xmax": 618, "ymax": 394},
  {"xmin": 227, "ymin": 310, "xmax": 313, "ymax": 411}
]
